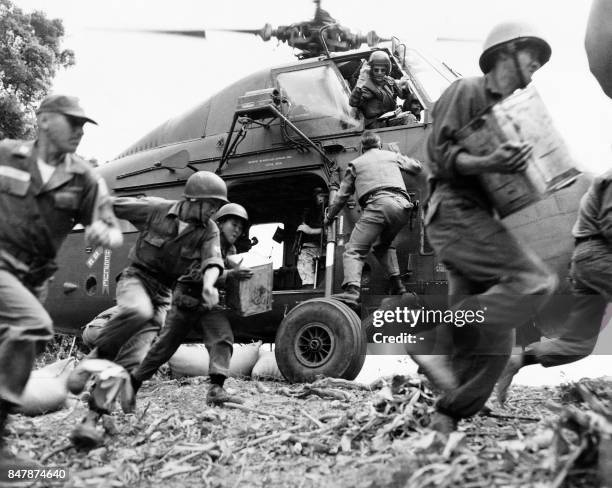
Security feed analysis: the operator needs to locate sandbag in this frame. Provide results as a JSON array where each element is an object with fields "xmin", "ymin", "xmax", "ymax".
[
  {"xmin": 169, "ymin": 345, "xmax": 209, "ymax": 378},
  {"xmin": 252, "ymin": 350, "xmax": 285, "ymax": 381},
  {"xmin": 169, "ymin": 342, "xmax": 262, "ymax": 378},
  {"xmin": 229, "ymin": 341, "xmax": 262, "ymax": 378},
  {"xmin": 16, "ymin": 358, "xmax": 75, "ymax": 416}
]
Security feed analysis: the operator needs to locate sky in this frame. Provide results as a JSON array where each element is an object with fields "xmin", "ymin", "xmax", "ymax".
[
  {"xmin": 12, "ymin": 0, "xmax": 612, "ymax": 383},
  {"xmin": 11, "ymin": 0, "xmax": 612, "ymax": 174}
]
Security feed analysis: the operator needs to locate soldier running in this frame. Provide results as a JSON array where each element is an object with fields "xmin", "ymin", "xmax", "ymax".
[
  {"xmin": 0, "ymin": 95, "xmax": 123, "ymax": 470},
  {"xmin": 128, "ymin": 203, "xmax": 254, "ymax": 408},
  {"xmin": 420, "ymin": 21, "xmax": 558, "ymax": 433},
  {"xmin": 71, "ymin": 171, "xmax": 227, "ymax": 446}
]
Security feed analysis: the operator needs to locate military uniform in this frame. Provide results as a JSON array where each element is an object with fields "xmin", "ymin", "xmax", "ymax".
[
  {"xmin": 91, "ymin": 197, "xmax": 224, "ymax": 373},
  {"xmin": 349, "ymin": 77, "xmax": 405, "ymax": 129},
  {"xmin": 521, "ymin": 171, "xmax": 612, "ymax": 365},
  {"xmin": 328, "ymin": 147, "xmax": 420, "ymax": 290},
  {"xmin": 132, "ymin": 232, "xmax": 237, "ymax": 384},
  {"xmin": 297, "ymin": 204, "xmax": 324, "ymax": 287},
  {"xmin": 424, "ymin": 75, "xmax": 557, "ymax": 419},
  {"xmin": 0, "ymin": 140, "xmax": 112, "ymax": 405}
]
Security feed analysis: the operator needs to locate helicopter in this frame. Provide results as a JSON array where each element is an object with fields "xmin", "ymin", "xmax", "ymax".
[{"xmin": 45, "ymin": 1, "xmax": 588, "ymax": 382}]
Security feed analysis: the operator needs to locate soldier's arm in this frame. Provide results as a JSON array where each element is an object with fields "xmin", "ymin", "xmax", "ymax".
[
  {"xmin": 112, "ymin": 196, "xmax": 158, "ymax": 230},
  {"xmin": 326, "ymin": 166, "xmax": 356, "ymax": 221},
  {"xmin": 427, "ymin": 80, "xmax": 531, "ymax": 176},
  {"xmin": 81, "ymin": 178, "xmax": 123, "ymax": 248},
  {"xmin": 598, "ymin": 179, "xmax": 612, "ymax": 243},
  {"xmin": 200, "ymin": 222, "xmax": 225, "ymax": 308},
  {"xmin": 586, "ymin": 0, "xmax": 612, "ymax": 98},
  {"xmin": 397, "ymin": 154, "xmax": 423, "ymax": 175}
]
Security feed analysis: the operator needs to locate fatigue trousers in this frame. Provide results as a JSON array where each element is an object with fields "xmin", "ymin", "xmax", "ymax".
[
  {"xmin": 425, "ymin": 196, "xmax": 557, "ymax": 419},
  {"xmin": 342, "ymin": 194, "xmax": 411, "ymax": 288},
  {"xmin": 526, "ymin": 239, "xmax": 610, "ymax": 366},
  {"xmin": 0, "ymin": 265, "xmax": 53, "ymax": 405},
  {"xmin": 90, "ymin": 266, "xmax": 171, "ymax": 373},
  {"xmin": 297, "ymin": 245, "xmax": 321, "ymax": 286},
  {"xmin": 133, "ymin": 298, "xmax": 234, "ymax": 383}
]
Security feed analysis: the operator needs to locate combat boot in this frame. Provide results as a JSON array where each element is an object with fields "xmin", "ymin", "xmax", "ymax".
[
  {"xmin": 70, "ymin": 410, "xmax": 104, "ymax": 448},
  {"xmin": 206, "ymin": 385, "xmax": 244, "ymax": 406},
  {"xmin": 332, "ymin": 284, "xmax": 361, "ymax": 307},
  {"xmin": 388, "ymin": 275, "xmax": 407, "ymax": 295},
  {"xmin": 0, "ymin": 401, "xmax": 41, "ymax": 477},
  {"xmin": 428, "ymin": 411, "xmax": 458, "ymax": 435}
]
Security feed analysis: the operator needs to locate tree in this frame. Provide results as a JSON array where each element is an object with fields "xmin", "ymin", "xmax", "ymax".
[{"xmin": 0, "ymin": 0, "xmax": 75, "ymax": 139}]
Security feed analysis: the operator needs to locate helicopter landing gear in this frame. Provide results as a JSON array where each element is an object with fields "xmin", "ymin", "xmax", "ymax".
[{"xmin": 274, "ymin": 298, "xmax": 366, "ymax": 382}]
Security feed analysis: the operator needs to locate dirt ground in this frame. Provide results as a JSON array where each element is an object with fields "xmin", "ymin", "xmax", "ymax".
[{"xmin": 5, "ymin": 367, "xmax": 611, "ymax": 488}]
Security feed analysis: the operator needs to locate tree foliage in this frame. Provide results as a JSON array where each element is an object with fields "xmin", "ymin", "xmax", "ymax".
[{"xmin": 0, "ymin": 0, "xmax": 75, "ymax": 139}]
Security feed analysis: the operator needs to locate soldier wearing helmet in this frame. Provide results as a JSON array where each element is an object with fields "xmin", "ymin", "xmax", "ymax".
[
  {"xmin": 128, "ymin": 202, "xmax": 254, "ymax": 410},
  {"xmin": 404, "ymin": 20, "xmax": 557, "ymax": 433},
  {"xmin": 72, "ymin": 171, "xmax": 227, "ymax": 447},
  {"xmin": 349, "ymin": 50, "xmax": 414, "ymax": 129}
]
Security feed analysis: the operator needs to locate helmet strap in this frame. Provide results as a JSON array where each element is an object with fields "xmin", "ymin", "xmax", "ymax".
[{"xmin": 507, "ymin": 42, "xmax": 528, "ymax": 89}]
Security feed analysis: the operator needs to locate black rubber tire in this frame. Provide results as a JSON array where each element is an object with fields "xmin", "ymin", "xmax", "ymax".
[{"xmin": 274, "ymin": 298, "xmax": 366, "ymax": 383}]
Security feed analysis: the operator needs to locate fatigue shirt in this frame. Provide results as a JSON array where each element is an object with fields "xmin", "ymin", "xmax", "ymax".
[
  {"xmin": 349, "ymin": 77, "xmax": 403, "ymax": 120},
  {"xmin": 0, "ymin": 139, "xmax": 106, "ymax": 271},
  {"xmin": 114, "ymin": 197, "xmax": 224, "ymax": 286},
  {"xmin": 328, "ymin": 148, "xmax": 421, "ymax": 218},
  {"xmin": 302, "ymin": 204, "xmax": 324, "ymax": 246},
  {"xmin": 426, "ymin": 74, "xmax": 504, "ymax": 210},
  {"xmin": 572, "ymin": 169, "xmax": 612, "ymax": 243}
]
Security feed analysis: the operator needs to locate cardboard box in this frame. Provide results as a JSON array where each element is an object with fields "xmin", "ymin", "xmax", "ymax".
[
  {"xmin": 225, "ymin": 263, "xmax": 273, "ymax": 317},
  {"xmin": 456, "ymin": 84, "xmax": 580, "ymax": 217}
]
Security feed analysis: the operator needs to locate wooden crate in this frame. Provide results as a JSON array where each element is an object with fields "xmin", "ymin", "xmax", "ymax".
[{"xmin": 225, "ymin": 263, "xmax": 273, "ymax": 317}]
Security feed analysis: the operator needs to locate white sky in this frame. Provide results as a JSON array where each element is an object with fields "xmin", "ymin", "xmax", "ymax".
[{"xmin": 11, "ymin": 0, "xmax": 612, "ymax": 175}]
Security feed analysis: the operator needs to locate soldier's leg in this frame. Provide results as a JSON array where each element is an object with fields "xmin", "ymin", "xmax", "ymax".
[
  {"xmin": 93, "ymin": 272, "xmax": 155, "ymax": 359},
  {"xmin": 297, "ymin": 247, "xmax": 318, "ymax": 287},
  {"xmin": 342, "ymin": 206, "xmax": 385, "ymax": 288},
  {"xmin": 0, "ymin": 269, "xmax": 53, "ymax": 406},
  {"xmin": 371, "ymin": 198, "xmax": 410, "ymax": 278},
  {"xmin": 201, "ymin": 310, "xmax": 233, "ymax": 379},
  {"xmin": 132, "ymin": 303, "xmax": 196, "ymax": 385}
]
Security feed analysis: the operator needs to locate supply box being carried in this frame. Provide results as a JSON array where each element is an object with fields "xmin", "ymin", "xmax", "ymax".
[
  {"xmin": 456, "ymin": 84, "xmax": 580, "ymax": 218},
  {"xmin": 225, "ymin": 263, "xmax": 274, "ymax": 317}
]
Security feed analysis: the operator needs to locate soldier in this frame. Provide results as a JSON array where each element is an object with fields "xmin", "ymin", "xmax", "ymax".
[
  {"xmin": 349, "ymin": 51, "xmax": 414, "ymax": 129},
  {"xmin": 127, "ymin": 203, "xmax": 255, "ymax": 409},
  {"xmin": 324, "ymin": 131, "xmax": 421, "ymax": 306},
  {"xmin": 296, "ymin": 187, "xmax": 327, "ymax": 289},
  {"xmin": 71, "ymin": 171, "xmax": 227, "ymax": 446},
  {"xmin": 495, "ymin": 3, "xmax": 612, "ymax": 402},
  {"xmin": 421, "ymin": 21, "xmax": 558, "ymax": 433},
  {"xmin": 0, "ymin": 94, "xmax": 123, "ymax": 470}
]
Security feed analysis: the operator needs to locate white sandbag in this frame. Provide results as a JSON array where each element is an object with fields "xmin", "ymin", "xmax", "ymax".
[
  {"xmin": 169, "ymin": 342, "xmax": 262, "ymax": 379},
  {"xmin": 229, "ymin": 341, "xmax": 262, "ymax": 378},
  {"xmin": 252, "ymin": 351, "xmax": 285, "ymax": 381},
  {"xmin": 16, "ymin": 358, "xmax": 75, "ymax": 416},
  {"xmin": 169, "ymin": 345, "xmax": 209, "ymax": 378}
]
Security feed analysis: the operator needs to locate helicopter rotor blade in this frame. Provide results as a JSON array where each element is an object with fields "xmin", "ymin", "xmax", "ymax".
[{"xmin": 94, "ymin": 28, "xmax": 208, "ymax": 39}]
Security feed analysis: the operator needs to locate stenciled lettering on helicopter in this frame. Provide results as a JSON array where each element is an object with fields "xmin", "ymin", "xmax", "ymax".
[
  {"xmin": 102, "ymin": 249, "xmax": 112, "ymax": 295},
  {"xmin": 246, "ymin": 155, "xmax": 293, "ymax": 166}
]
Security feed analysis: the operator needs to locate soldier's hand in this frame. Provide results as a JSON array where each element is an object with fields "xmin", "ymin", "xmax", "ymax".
[
  {"xmin": 201, "ymin": 285, "xmax": 219, "ymax": 309},
  {"xmin": 85, "ymin": 221, "xmax": 124, "ymax": 248},
  {"xmin": 297, "ymin": 224, "xmax": 311, "ymax": 234},
  {"xmin": 231, "ymin": 267, "xmax": 253, "ymax": 280},
  {"xmin": 356, "ymin": 62, "xmax": 370, "ymax": 88},
  {"xmin": 489, "ymin": 141, "xmax": 533, "ymax": 173}
]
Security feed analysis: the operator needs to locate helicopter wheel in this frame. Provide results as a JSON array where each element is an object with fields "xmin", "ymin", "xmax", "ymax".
[{"xmin": 274, "ymin": 298, "xmax": 366, "ymax": 383}]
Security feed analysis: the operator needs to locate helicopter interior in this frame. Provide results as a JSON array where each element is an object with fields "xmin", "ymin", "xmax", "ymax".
[{"xmin": 227, "ymin": 173, "xmax": 329, "ymax": 292}]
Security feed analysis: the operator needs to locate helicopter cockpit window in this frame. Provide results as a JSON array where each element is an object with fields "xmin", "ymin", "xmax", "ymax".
[
  {"xmin": 276, "ymin": 64, "xmax": 360, "ymax": 135},
  {"xmin": 401, "ymin": 48, "xmax": 458, "ymax": 104}
]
